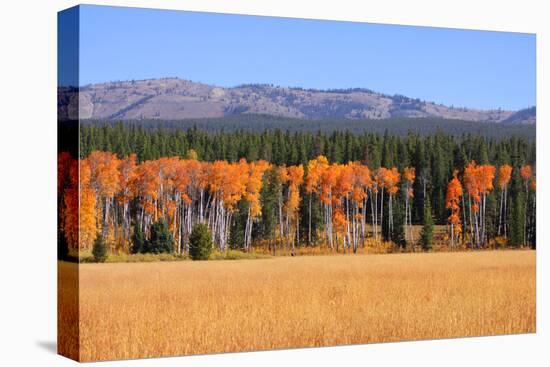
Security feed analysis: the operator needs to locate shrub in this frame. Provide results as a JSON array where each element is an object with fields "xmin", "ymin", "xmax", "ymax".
[
  {"xmin": 189, "ymin": 223, "xmax": 213, "ymax": 260},
  {"xmin": 92, "ymin": 234, "xmax": 108, "ymax": 262}
]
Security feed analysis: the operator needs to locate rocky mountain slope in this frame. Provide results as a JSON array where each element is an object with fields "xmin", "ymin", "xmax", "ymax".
[{"xmin": 72, "ymin": 78, "xmax": 535, "ymax": 123}]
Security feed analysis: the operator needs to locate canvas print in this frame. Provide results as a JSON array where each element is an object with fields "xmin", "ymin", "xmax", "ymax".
[{"xmin": 57, "ymin": 5, "xmax": 536, "ymax": 362}]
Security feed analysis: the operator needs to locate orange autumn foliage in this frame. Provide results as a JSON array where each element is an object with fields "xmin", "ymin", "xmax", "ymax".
[
  {"xmin": 497, "ymin": 165, "xmax": 512, "ymax": 190},
  {"xmin": 403, "ymin": 167, "xmax": 416, "ymax": 183},
  {"xmin": 377, "ymin": 167, "xmax": 400, "ymax": 195},
  {"xmin": 245, "ymin": 160, "xmax": 271, "ymax": 218},
  {"xmin": 60, "ymin": 150, "xmax": 533, "ymax": 253},
  {"xmin": 305, "ymin": 155, "xmax": 329, "ymax": 195},
  {"xmin": 446, "ymin": 172, "xmax": 463, "ymax": 224},
  {"xmin": 520, "ymin": 165, "xmax": 533, "ymax": 182},
  {"xmin": 284, "ymin": 165, "xmax": 305, "ymax": 219}
]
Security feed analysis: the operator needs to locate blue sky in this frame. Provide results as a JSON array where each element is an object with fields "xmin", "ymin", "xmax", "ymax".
[{"xmin": 75, "ymin": 5, "xmax": 535, "ymax": 110}]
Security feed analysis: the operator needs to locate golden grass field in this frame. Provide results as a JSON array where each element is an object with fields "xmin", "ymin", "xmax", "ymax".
[{"xmin": 59, "ymin": 250, "xmax": 535, "ymax": 362}]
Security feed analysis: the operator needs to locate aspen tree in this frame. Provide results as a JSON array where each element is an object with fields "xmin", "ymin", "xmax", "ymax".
[
  {"xmin": 445, "ymin": 171, "xmax": 463, "ymax": 249},
  {"xmin": 403, "ymin": 167, "xmax": 415, "ymax": 243}
]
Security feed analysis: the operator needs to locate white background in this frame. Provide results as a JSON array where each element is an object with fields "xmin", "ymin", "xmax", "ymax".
[{"xmin": 0, "ymin": 0, "xmax": 548, "ymax": 365}]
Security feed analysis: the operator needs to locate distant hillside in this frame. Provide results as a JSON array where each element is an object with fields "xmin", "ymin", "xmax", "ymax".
[
  {"xmin": 501, "ymin": 107, "xmax": 536, "ymax": 124},
  {"xmin": 70, "ymin": 78, "xmax": 535, "ymax": 124}
]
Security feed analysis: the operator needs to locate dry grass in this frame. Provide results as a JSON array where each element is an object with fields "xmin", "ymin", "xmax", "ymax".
[
  {"xmin": 253, "ymin": 225, "xmax": 450, "ymax": 256},
  {"xmin": 59, "ymin": 250, "xmax": 535, "ymax": 362}
]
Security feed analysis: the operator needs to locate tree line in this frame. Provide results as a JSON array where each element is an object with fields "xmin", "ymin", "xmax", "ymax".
[
  {"xmin": 58, "ymin": 126, "xmax": 536, "ymax": 258},
  {"xmin": 82, "ymin": 116, "xmax": 536, "ymax": 139},
  {"xmin": 79, "ymin": 123, "xmax": 535, "ymax": 225}
]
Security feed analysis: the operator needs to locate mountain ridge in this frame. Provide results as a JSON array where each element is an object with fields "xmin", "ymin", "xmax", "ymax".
[{"xmin": 71, "ymin": 77, "xmax": 535, "ymax": 124}]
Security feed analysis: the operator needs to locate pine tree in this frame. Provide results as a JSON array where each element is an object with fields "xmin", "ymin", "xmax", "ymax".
[
  {"xmin": 508, "ymin": 169, "xmax": 525, "ymax": 247},
  {"xmin": 300, "ymin": 189, "xmax": 322, "ymax": 246},
  {"xmin": 420, "ymin": 200, "xmax": 434, "ymax": 251},
  {"xmin": 431, "ymin": 139, "xmax": 447, "ymax": 223},
  {"xmin": 528, "ymin": 182, "xmax": 536, "ymax": 249},
  {"xmin": 189, "ymin": 223, "xmax": 213, "ymax": 260},
  {"xmin": 258, "ymin": 167, "xmax": 279, "ymax": 250},
  {"xmin": 412, "ymin": 141, "xmax": 428, "ymax": 222},
  {"xmin": 484, "ymin": 192, "xmax": 498, "ymax": 242},
  {"xmin": 147, "ymin": 219, "xmax": 174, "ymax": 254},
  {"xmin": 92, "ymin": 234, "xmax": 108, "ymax": 262},
  {"xmin": 230, "ymin": 200, "xmax": 247, "ymax": 250},
  {"xmin": 391, "ymin": 197, "xmax": 407, "ymax": 248},
  {"xmin": 130, "ymin": 225, "xmax": 145, "ymax": 254},
  {"xmin": 477, "ymin": 139, "xmax": 489, "ymax": 164}
]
